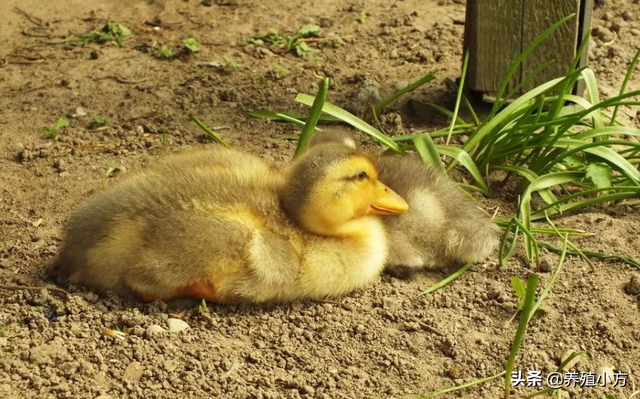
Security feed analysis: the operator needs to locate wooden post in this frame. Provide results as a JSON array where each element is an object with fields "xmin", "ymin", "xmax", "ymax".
[{"xmin": 464, "ymin": 0, "xmax": 593, "ymax": 98}]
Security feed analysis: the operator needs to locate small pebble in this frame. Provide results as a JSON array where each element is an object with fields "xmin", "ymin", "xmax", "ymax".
[
  {"xmin": 31, "ymin": 218, "xmax": 44, "ymax": 228},
  {"xmin": 54, "ymin": 159, "xmax": 67, "ymax": 171},
  {"xmin": 596, "ymin": 365, "xmax": 615, "ymax": 384},
  {"xmin": 167, "ymin": 318, "xmax": 190, "ymax": 333},
  {"xmin": 123, "ymin": 361, "xmax": 144, "ymax": 382},
  {"xmin": 73, "ymin": 107, "xmax": 87, "ymax": 118},
  {"xmin": 301, "ymin": 385, "xmax": 315, "ymax": 396}
]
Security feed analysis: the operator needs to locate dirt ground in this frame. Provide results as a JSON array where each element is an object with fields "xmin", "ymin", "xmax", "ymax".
[{"xmin": 1, "ymin": 0, "xmax": 640, "ymax": 398}]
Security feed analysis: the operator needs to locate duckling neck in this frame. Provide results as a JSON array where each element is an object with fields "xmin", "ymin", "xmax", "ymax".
[
  {"xmin": 331, "ymin": 217, "xmax": 381, "ymax": 239},
  {"xmin": 295, "ymin": 216, "xmax": 389, "ymax": 300},
  {"xmin": 296, "ymin": 212, "xmax": 375, "ymax": 239}
]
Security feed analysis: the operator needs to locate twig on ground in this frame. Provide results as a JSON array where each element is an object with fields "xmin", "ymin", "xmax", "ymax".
[{"xmin": 0, "ymin": 284, "xmax": 71, "ymax": 297}]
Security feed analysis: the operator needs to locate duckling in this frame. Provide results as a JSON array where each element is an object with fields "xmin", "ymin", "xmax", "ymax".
[
  {"xmin": 308, "ymin": 129, "xmax": 499, "ymax": 278},
  {"xmin": 51, "ymin": 144, "xmax": 409, "ymax": 303}
]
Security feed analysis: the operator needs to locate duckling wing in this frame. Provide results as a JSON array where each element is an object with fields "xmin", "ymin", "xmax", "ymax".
[{"xmin": 54, "ymin": 152, "xmax": 305, "ymax": 303}]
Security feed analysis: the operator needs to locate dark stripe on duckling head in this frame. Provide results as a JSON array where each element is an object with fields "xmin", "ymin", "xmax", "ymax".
[{"xmin": 308, "ymin": 129, "xmax": 358, "ymax": 150}]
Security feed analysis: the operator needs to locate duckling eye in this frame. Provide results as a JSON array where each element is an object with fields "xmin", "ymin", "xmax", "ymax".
[{"xmin": 357, "ymin": 171, "xmax": 368, "ymax": 180}]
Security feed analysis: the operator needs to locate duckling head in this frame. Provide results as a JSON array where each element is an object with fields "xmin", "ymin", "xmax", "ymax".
[
  {"xmin": 308, "ymin": 129, "xmax": 358, "ymax": 150},
  {"xmin": 280, "ymin": 144, "xmax": 408, "ymax": 237}
]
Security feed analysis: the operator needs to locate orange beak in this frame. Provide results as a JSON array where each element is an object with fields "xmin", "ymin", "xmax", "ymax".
[{"xmin": 368, "ymin": 181, "xmax": 409, "ymax": 215}]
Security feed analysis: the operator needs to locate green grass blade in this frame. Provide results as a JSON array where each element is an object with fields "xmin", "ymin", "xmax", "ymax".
[
  {"xmin": 520, "ymin": 172, "xmax": 583, "ymax": 260},
  {"xmin": 422, "ymin": 263, "xmax": 473, "ymax": 295},
  {"xmin": 499, "ymin": 218, "xmax": 520, "ymax": 266},
  {"xmin": 500, "ymin": 59, "xmax": 555, "ymax": 109},
  {"xmin": 539, "ymin": 242, "xmax": 640, "ymax": 270},
  {"xmin": 531, "ymin": 191, "xmax": 640, "ymax": 220},
  {"xmin": 296, "ymin": 94, "xmax": 403, "ymax": 153},
  {"xmin": 512, "ymin": 217, "xmax": 540, "ymax": 266},
  {"xmin": 189, "ymin": 115, "xmax": 230, "ymax": 148},
  {"xmin": 293, "ymin": 78, "xmax": 329, "ymax": 159},
  {"xmin": 417, "ymin": 372, "xmax": 506, "ymax": 399},
  {"xmin": 436, "ymin": 145, "xmax": 490, "ymax": 195},
  {"xmin": 413, "ymin": 134, "xmax": 444, "ymax": 171},
  {"xmin": 275, "ymin": 113, "xmax": 316, "ymax": 129},
  {"xmin": 445, "ymin": 77, "xmax": 480, "ymax": 126},
  {"xmin": 529, "ymin": 234, "xmax": 568, "ymax": 321},
  {"xmin": 446, "ymin": 51, "xmax": 469, "ymax": 145},
  {"xmin": 391, "ymin": 125, "xmax": 476, "ymax": 143},
  {"xmin": 553, "ymin": 138, "xmax": 640, "ymax": 182},
  {"xmin": 490, "ymin": 13, "xmax": 576, "ymax": 117},
  {"xmin": 492, "ymin": 165, "xmax": 558, "ymax": 205},
  {"xmin": 373, "ymin": 72, "xmax": 436, "ymax": 116},
  {"xmin": 611, "ymin": 46, "xmax": 640, "ymax": 125},
  {"xmin": 572, "ymin": 126, "xmax": 640, "ymax": 141},
  {"xmin": 247, "ymin": 109, "xmax": 340, "ymax": 123},
  {"xmin": 504, "ymin": 274, "xmax": 539, "ymax": 399},
  {"xmin": 462, "ymin": 77, "xmax": 565, "ymax": 160},
  {"xmin": 525, "ymin": 352, "xmax": 592, "ymax": 398},
  {"xmin": 580, "ymin": 68, "xmax": 605, "ymax": 129}
]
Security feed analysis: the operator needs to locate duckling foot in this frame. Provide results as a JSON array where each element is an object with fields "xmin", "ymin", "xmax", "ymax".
[{"xmin": 130, "ymin": 281, "xmax": 231, "ymax": 304}]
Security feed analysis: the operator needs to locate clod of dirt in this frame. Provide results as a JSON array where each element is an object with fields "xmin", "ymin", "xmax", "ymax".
[
  {"xmin": 355, "ymin": 80, "xmax": 382, "ymax": 107},
  {"xmin": 538, "ymin": 256, "xmax": 553, "ymax": 273},
  {"xmin": 623, "ymin": 275, "xmax": 640, "ymax": 295},
  {"xmin": 29, "ymin": 339, "xmax": 71, "ymax": 365},
  {"xmin": 166, "ymin": 318, "xmax": 190, "ymax": 332},
  {"xmin": 53, "ymin": 158, "xmax": 67, "ymax": 172}
]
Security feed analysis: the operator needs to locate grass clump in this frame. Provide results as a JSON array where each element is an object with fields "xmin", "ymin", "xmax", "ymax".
[
  {"xmin": 248, "ymin": 14, "xmax": 640, "ymax": 397},
  {"xmin": 75, "ymin": 21, "xmax": 131, "ymax": 47},
  {"xmin": 42, "ymin": 117, "xmax": 69, "ymax": 141},
  {"xmin": 249, "ymin": 24, "xmax": 323, "ymax": 58},
  {"xmin": 158, "ymin": 45, "xmax": 175, "ymax": 59},
  {"xmin": 183, "ymin": 37, "xmax": 201, "ymax": 54},
  {"xmin": 222, "ymin": 55, "xmax": 238, "ymax": 72},
  {"xmin": 157, "ymin": 38, "xmax": 201, "ymax": 59}
]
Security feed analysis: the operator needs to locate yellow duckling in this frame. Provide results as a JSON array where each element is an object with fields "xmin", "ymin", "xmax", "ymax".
[
  {"xmin": 309, "ymin": 129, "xmax": 499, "ymax": 278},
  {"xmin": 51, "ymin": 144, "xmax": 409, "ymax": 303}
]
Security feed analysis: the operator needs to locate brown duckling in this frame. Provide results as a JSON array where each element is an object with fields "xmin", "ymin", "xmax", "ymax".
[
  {"xmin": 309, "ymin": 129, "xmax": 499, "ymax": 278},
  {"xmin": 51, "ymin": 144, "xmax": 409, "ymax": 303}
]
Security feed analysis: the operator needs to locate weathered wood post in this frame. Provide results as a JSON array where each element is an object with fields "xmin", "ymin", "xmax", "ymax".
[{"xmin": 464, "ymin": 0, "xmax": 593, "ymax": 98}]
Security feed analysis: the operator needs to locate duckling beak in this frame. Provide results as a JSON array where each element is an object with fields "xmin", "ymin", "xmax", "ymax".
[{"xmin": 369, "ymin": 181, "xmax": 409, "ymax": 215}]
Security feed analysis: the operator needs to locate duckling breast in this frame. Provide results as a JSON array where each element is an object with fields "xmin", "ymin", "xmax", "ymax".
[{"xmin": 290, "ymin": 215, "xmax": 389, "ymax": 300}]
